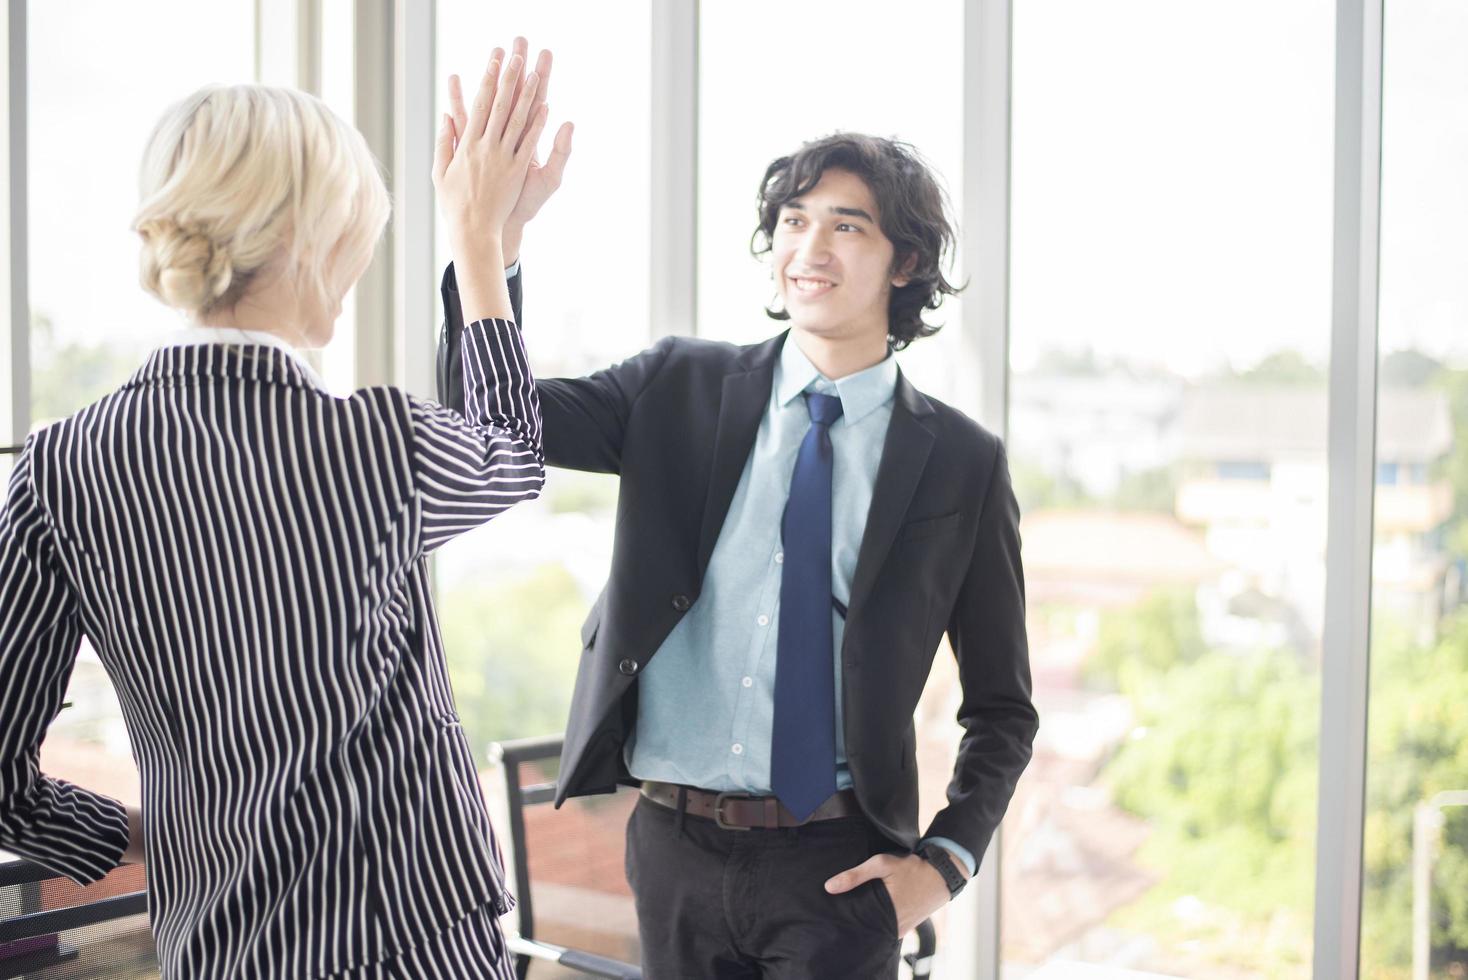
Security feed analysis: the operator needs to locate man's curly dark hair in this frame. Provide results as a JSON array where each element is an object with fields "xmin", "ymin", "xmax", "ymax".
[{"xmin": 751, "ymin": 133, "xmax": 962, "ymax": 350}]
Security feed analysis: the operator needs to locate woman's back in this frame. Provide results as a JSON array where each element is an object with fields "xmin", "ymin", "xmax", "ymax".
[
  {"xmin": 2, "ymin": 54, "xmax": 560, "ymax": 978},
  {"xmin": 4, "ymin": 319, "xmax": 542, "ymax": 978}
]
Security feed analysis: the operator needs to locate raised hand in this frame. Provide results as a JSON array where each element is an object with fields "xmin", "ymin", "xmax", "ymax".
[
  {"xmin": 434, "ymin": 51, "xmax": 549, "ymax": 322},
  {"xmin": 448, "ymin": 37, "xmax": 573, "ymax": 264}
]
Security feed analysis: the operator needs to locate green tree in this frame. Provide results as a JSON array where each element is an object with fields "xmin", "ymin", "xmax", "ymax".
[
  {"xmin": 1101, "ymin": 645, "xmax": 1319, "ymax": 973},
  {"xmin": 438, "ymin": 563, "xmax": 589, "ymax": 758},
  {"xmin": 546, "ymin": 470, "xmax": 619, "ymax": 517},
  {"xmin": 1432, "ymin": 365, "xmax": 1468, "ymax": 561},
  {"xmin": 1360, "ymin": 612, "xmax": 1468, "ymax": 976},
  {"xmin": 30, "ymin": 311, "xmax": 141, "ymax": 426},
  {"xmin": 1083, "ymin": 587, "xmax": 1206, "ymax": 693},
  {"xmin": 1110, "ymin": 464, "xmax": 1179, "ymax": 513},
  {"xmin": 1007, "ymin": 454, "xmax": 1094, "ymax": 514},
  {"xmin": 1092, "ymin": 594, "xmax": 1468, "ymax": 976},
  {"xmin": 1231, "ymin": 349, "xmax": 1326, "ymax": 386},
  {"xmin": 1381, "ymin": 349, "xmax": 1444, "ymax": 388}
]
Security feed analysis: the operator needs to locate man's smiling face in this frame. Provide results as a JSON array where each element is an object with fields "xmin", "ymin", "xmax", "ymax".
[{"xmin": 770, "ymin": 167, "xmax": 908, "ymax": 349}]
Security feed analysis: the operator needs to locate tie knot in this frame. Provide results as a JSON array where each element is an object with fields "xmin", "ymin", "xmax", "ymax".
[{"xmin": 805, "ymin": 392, "xmax": 843, "ymax": 427}]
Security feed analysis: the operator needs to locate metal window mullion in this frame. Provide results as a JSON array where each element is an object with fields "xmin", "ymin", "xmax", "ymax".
[
  {"xmin": 1313, "ymin": 0, "xmax": 1383, "ymax": 976},
  {"xmin": 393, "ymin": 0, "xmax": 435, "ymax": 397},
  {"xmin": 964, "ymin": 0, "xmax": 1012, "ymax": 441},
  {"xmin": 297, "ymin": 0, "xmax": 323, "ymax": 96},
  {"xmin": 651, "ymin": 0, "xmax": 696, "ymax": 340},
  {"xmin": 255, "ymin": 0, "xmax": 325, "ymax": 377},
  {"xmin": 346, "ymin": 0, "xmax": 435, "ymax": 395},
  {"xmin": 955, "ymin": 1, "xmax": 1013, "ymax": 978},
  {"xmin": 353, "ymin": 0, "xmax": 394, "ymax": 388},
  {"xmin": 2, "ymin": 1, "xmax": 27, "ymax": 447},
  {"xmin": 255, "ymin": 0, "xmax": 321, "ymax": 91}
]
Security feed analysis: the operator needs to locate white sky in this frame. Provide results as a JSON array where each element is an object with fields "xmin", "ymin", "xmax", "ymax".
[
  {"xmin": 23, "ymin": 0, "xmax": 1468, "ymax": 410},
  {"xmin": 28, "ymin": 1, "xmax": 255, "ymax": 355}
]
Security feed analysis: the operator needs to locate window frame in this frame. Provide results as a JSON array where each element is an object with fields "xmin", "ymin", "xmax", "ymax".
[{"xmin": 0, "ymin": 1, "xmax": 1389, "ymax": 974}]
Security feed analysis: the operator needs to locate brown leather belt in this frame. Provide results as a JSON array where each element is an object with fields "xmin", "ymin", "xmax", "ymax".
[{"xmin": 640, "ymin": 781, "xmax": 860, "ymax": 830}]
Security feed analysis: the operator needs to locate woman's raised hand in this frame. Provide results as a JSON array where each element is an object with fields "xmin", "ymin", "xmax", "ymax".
[
  {"xmin": 433, "ymin": 51, "xmax": 549, "ymax": 260},
  {"xmin": 448, "ymin": 38, "xmax": 573, "ymax": 266}
]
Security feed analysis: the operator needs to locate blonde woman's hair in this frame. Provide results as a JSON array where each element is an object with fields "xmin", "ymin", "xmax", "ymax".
[{"xmin": 134, "ymin": 84, "xmax": 390, "ymax": 320}]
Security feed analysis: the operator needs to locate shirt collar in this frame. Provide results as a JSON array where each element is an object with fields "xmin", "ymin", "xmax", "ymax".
[
  {"xmin": 775, "ymin": 333, "xmax": 898, "ymax": 426},
  {"xmin": 158, "ymin": 325, "xmax": 328, "ymax": 391}
]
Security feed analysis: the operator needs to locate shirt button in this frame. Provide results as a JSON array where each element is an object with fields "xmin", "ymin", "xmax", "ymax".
[
  {"xmin": 731, "ymin": 743, "xmax": 744, "ymax": 755},
  {"xmin": 756, "ymin": 614, "xmax": 770, "ymax": 627},
  {"xmin": 671, "ymin": 594, "xmax": 692, "ymax": 612},
  {"xmin": 741, "ymin": 676, "xmax": 753, "ymax": 688},
  {"xmin": 775, "ymin": 552, "xmax": 784, "ymax": 564},
  {"xmin": 618, "ymin": 659, "xmax": 640, "ymax": 676}
]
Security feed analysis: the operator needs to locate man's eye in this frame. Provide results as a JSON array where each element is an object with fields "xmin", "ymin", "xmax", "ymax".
[
  {"xmin": 837, "ymin": 223, "xmax": 861, "ymax": 233},
  {"xmin": 782, "ymin": 216, "xmax": 803, "ymax": 226}
]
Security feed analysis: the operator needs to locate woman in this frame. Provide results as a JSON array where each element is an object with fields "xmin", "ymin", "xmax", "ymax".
[{"xmin": 0, "ymin": 50, "xmax": 554, "ymax": 979}]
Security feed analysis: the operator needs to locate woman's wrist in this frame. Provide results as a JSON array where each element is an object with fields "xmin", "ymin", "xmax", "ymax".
[
  {"xmin": 122, "ymin": 805, "xmax": 145, "ymax": 865},
  {"xmin": 450, "ymin": 230, "xmax": 505, "ymax": 268},
  {"xmin": 454, "ymin": 239, "xmax": 514, "ymax": 324}
]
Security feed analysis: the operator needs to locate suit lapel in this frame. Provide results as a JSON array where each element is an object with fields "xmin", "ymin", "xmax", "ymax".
[
  {"xmin": 695, "ymin": 334, "xmax": 784, "ymax": 576},
  {"xmin": 847, "ymin": 370, "xmax": 937, "ymax": 616}
]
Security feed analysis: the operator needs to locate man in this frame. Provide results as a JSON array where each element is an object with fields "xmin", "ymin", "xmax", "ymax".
[{"xmin": 439, "ymin": 42, "xmax": 1037, "ymax": 977}]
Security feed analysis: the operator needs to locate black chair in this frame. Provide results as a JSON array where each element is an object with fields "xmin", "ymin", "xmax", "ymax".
[
  {"xmin": 485, "ymin": 734, "xmax": 937, "ymax": 979},
  {"xmin": 0, "ymin": 854, "xmax": 154, "ymax": 979}
]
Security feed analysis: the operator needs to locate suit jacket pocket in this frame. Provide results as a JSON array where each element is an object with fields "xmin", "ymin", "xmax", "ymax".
[
  {"xmin": 895, "ymin": 511, "xmax": 961, "ymax": 546},
  {"xmin": 351, "ymin": 715, "xmax": 517, "ymax": 951}
]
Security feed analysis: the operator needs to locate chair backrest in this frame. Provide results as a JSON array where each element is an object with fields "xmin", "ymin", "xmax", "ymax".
[
  {"xmin": 485, "ymin": 735, "xmax": 641, "ymax": 977},
  {"xmin": 0, "ymin": 856, "xmax": 156, "ymax": 979}
]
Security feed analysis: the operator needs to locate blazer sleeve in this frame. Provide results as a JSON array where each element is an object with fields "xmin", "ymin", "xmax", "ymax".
[
  {"xmin": 410, "ymin": 315, "xmax": 546, "ymax": 554},
  {"xmin": 437, "ymin": 261, "xmax": 675, "ymax": 475},
  {"xmin": 0, "ymin": 447, "xmax": 131, "ymax": 883},
  {"xmin": 437, "ymin": 261, "xmax": 522, "ymax": 415},
  {"xmin": 921, "ymin": 441, "xmax": 1039, "ymax": 866}
]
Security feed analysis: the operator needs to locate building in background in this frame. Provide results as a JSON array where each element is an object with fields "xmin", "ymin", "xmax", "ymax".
[{"xmin": 1176, "ymin": 385, "xmax": 1455, "ymax": 649}]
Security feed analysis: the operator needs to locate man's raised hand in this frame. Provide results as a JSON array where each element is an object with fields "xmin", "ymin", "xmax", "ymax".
[
  {"xmin": 434, "ymin": 50, "xmax": 549, "ymax": 322},
  {"xmin": 447, "ymin": 37, "xmax": 573, "ymax": 265}
]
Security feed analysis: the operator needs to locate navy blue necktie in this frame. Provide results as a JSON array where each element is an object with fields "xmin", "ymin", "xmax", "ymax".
[{"xmin": 771, "ymin": 391, "xmax": 843, "ymax": 822}]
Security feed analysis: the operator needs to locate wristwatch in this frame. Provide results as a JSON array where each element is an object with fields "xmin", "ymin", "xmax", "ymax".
[{"xmin": 917, "ymin": 843, "xmax": 967, "ymax": 898}]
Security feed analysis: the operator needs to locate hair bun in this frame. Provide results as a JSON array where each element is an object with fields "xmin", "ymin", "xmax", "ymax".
[{"xmin": 138, "ymin": 217, "xmax": 234, "ymax": 315}]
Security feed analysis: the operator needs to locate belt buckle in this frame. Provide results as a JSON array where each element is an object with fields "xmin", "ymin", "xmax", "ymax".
[{"xmin": 712, "ymin": 792, "xmax": 754, "ymax": 831}]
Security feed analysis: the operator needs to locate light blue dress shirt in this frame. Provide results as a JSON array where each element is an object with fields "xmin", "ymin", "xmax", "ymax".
[{"xmin": 625, "ymin": 335, "xmax": 976, "ymax": 876}]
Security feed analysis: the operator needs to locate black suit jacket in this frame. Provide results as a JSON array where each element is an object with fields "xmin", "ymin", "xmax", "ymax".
[{"xmin": 438, "ymin": 264, "xmax": 1037, "ymax": 863}]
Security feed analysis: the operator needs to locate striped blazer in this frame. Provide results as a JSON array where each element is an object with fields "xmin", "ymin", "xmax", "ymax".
[{"xmin": 0, "ymin": 318, "xmax": 543, "ymax": 978}]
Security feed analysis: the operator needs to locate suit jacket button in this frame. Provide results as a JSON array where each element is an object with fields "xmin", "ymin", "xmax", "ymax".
[
  {"xmin": 670, "ymin": 594, "xmax": 692, "ymax": 612},
  {"xmin": 618, "ymin": 659, "xmax": 640, "ymax": 676}
]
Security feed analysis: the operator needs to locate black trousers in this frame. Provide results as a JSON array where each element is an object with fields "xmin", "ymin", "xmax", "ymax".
[{"xmin": 624, "ymin": 794, "xmax": 903, "ymax": 979}]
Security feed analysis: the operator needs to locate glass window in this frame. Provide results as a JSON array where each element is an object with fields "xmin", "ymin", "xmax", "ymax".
[
  {"xmin": 697, "ymin": 0, "xmax": 965, "ymax": 404},
  {"xmin": 431, "ymin": 2, "xmax": 652, "ymax": 758},
  {"xmin": 25, "ymin": 0, "xmax": 257, "ymax": 815},
  {"xmin": 1004, "ymin": 1, "xmax": 1333, "ymax": 974},
  {"xmin": 1219, "ymin": 461, "xmax": 1272, "ymax": 481},
  {"xmin": 28, "ymin": 0, "xmax": 256, "ymax": 430},
  {"xmin": 1363, "ymin": 2, "xmax": 1468, "ymax": 975},
  {"xmin": 699, "ymin": 0, "xmax": 972, "ymax": 954}
]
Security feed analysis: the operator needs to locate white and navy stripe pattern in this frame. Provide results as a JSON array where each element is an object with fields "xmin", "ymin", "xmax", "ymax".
[
  {"xmin": 0, "ymin": 318, "xmax": 541, "ymax": 979},
  {"xmin": 321, "ymin": 905, "xmax": 514, "ymax": 980}
]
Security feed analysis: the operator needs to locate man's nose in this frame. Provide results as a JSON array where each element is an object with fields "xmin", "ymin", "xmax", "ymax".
[{"xmin": 796, "ymin": 229, "xmax": 833, "ymax": 265}]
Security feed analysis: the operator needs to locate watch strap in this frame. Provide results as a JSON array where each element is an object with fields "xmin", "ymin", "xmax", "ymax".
[{"xmin": 918, "ymin": 843, "xmax": 967, "ymax": 898}]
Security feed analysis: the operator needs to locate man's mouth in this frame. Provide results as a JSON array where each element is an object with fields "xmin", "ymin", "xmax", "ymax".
[{"xmin": 790, "ymin": 276, "xmax": 836, "ymax": 295}]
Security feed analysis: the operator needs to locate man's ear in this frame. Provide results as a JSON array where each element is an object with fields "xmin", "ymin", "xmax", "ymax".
[{"xmin": 891, "ymin": 253, "xmax": 919, "ymax": 288}]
